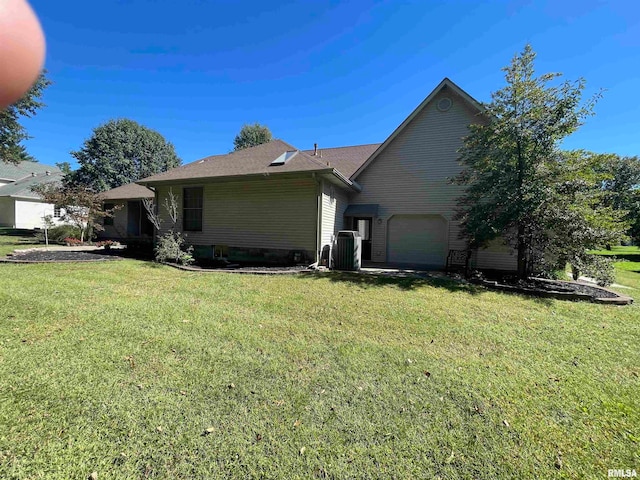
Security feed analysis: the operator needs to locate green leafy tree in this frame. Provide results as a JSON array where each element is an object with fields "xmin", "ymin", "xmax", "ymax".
[
  {"xmin": 67, "ymin": 119, "xmax": 181, "ymax": 192},
  {"xmin": 539, "ymin": 151, "xmax": 628, "ymax": 285},
  {"xmin": 454, "ymin": 44, "xmax": 610, "ymax": 279},
  {"xmin": 55, "ymin": 161, "xmax": 72, "ymax": 175},
  {"xmin": 599, "ymin": 154, "xmax": 640, "ymax": 244},
  {"xmin": 233, "ymin": 123, "xmax": 272, "ymax": 151},
  {"xmin": 1, "ymin": 72, "xmax": 51, "ymax": 164},
  {"xmin": 32, "ymin": 183, "xmax": 119, "ymax": 243}
]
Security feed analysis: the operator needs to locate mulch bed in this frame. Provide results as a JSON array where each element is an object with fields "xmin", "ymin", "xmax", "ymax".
[
  {"xmin": 165, "ymin": 262, "xmax": 311, "ymax": 275},
  {"xmin": 0, "ymin": 250, "xmax": 123, "ymax": 263},
  {"xmin": 473, "ymin": 277, "xmax": 632, "ymax": 305}
]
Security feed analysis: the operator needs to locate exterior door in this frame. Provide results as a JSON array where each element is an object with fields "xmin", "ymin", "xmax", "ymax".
[
  {"xmin": 127, "ymin": 201, "xmax": 141, "ymax": 236},
  {"xmin": 354, "ymin": 217, "xmax": 372, "ymax": 261}
]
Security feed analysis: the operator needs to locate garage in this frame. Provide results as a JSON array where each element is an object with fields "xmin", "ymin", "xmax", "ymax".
[{"xmin": 387, "ymin": 214, "xmax": 448, "ymax": 266}]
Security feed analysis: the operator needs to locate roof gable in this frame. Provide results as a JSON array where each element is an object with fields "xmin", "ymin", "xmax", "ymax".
[{"xmin": 351, "ymin": 78, "xmax": 483, "ymax": 180}]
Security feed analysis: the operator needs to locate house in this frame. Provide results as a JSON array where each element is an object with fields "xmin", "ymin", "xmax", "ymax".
[
  {"xmin": 99, "ymin": 182, "xmax": 155, "ymax": 242},
  {"xmin": 0, "ymin": 162, "xmax": 67, "ymax": 230},
  {"xmin": 109, "ymin": 78, "xmax": 516, "ymax": 269}
]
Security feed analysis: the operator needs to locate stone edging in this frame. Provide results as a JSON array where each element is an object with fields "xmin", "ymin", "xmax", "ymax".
[
  {"xmin": 475, "ymin": 278, "xmax": 633, "ymax": 305},
  {"xmin": 162, "ymin": 262, "xmax": 310, "ymax": 275}
]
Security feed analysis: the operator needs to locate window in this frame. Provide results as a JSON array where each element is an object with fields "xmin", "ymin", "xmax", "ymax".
[
  {"xmin": 183, "ymin": 187, "xmax": 203, "ymax": 231},
  {"xmin": 103, "ymin": 203, "xmax": 115, "ymax": 226},
  {"xmin": 53, "ymin": 205, "xmax": 61, "ymax": 218}
]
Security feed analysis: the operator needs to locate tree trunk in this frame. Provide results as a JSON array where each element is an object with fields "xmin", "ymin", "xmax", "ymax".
[{"xmin": 517, "ymin": 224, "xmax": 527, "ymax": 280}]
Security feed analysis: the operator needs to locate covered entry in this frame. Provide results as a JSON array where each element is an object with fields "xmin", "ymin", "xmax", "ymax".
[
  {"xmin": 344, "ymin": 204, "xmax": 379, "ymax": 261},
  {"xmin": 387, "ymin": 214, "xmax": 447, "ymax": 267}
]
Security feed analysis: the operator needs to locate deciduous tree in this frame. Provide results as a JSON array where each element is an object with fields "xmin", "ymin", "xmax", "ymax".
[
  {"xmin": 67, "ymin": 119, "xmax": 181, "ymax": 192},
  {"xmin": 0, "ymin": 72, "xmax": 51, "ymax": 164},
  {"xmin": 32, "ymin": 183, "xmax": 118, "ymax": 243},
  {"xmin": 233, "ymin": 123, "xmax": 272, "ymax": 151},
  {"xmin": 454, "ymin": 45, "xmax": 617, "ymax": 279}
]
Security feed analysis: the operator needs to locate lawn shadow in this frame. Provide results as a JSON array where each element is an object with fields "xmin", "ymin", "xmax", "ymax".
[
  {"xmin": 605, "ymin": 253, "xmax": 640, "ymax": 263},
  {"xmin": 0, "ymin": 228, "xmax": 36, "ymax": 237},
  {"xmin": 306, "ymin": 271, "xmax": 484, "ymax": 295},
  {"xmin": 307, "ymin": 271, "xmax": 563, "ymax": 306}
]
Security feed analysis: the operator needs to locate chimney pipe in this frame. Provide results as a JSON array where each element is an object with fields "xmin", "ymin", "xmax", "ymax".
[{"xmin": 313, "ymin": 143, "xmax": 318, "ymax": 156}]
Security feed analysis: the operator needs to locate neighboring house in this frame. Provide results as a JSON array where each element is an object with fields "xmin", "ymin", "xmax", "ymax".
[
  {"xmin": 104, "ymin": 78, "xmax": 516, "ymax": 269},
  {"xmin": 0, "ymin": 162, "xmax": 66, "ymax": 230},
  {"xmin": 99, "ymin": 182, "xmax": 155, "ymax": 242}
]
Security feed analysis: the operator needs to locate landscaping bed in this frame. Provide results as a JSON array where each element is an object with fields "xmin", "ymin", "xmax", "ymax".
[
  {"xmin": 0, "ymin": 249, "xmax": 123, "ymax": 263},
  {"xmin": 473, "ymin": 276, "xmax": 633, "ymax": 304},
  {"xmin": 167, "ymin": 261, "xmax": 312, "ymax": 274}
]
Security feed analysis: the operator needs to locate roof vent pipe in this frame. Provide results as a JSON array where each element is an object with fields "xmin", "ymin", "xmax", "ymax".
[{"xmin": 314, "ymin": 143, "xmax": 318, "ymax": 156}]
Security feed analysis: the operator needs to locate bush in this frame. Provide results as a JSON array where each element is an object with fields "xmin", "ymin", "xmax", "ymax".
[
  {"xmin": 64, "ymin": 237, "xmax": 83, "ymax": 246},
  {"xmin": 38, "ymin": 225, "xmax": 82, "ymax": 244},
  {"xmin": 570, "ymin": 254, "xmax": 615, "ymax": 287},
  {"xmin": 155, "ymin": 231, "xmax": 194, "ymax": 265}
]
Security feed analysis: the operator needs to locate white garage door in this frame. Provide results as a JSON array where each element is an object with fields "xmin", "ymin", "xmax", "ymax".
[{"xmin": 387, "ymin": 215, "xmax": 448, "ymax": 266}]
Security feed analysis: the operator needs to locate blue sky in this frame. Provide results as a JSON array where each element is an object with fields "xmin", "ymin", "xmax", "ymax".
[{"xmin": 23, "ymin": 0, "xmax": 640, "ymax": 169}]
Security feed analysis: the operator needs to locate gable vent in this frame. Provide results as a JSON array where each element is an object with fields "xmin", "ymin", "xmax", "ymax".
[
  {"xmin": 270, "ymin": 150, "xmax": 298, "ymax": 166},
  {"xmin": 437, "ymin": 97, "xmax": 452, "ymax": 112}
]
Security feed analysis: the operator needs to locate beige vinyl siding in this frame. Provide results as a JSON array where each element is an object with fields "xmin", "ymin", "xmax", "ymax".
[
  {"xmin": 352, "ymin": 86, "xmax": 516, "ymax": 269},
  {"xmin": 101, "ymin": 201, "xmax": 128, "ymax": 239},
  {"xmin": 155, "ymin": 176, "xmax": 317, "ymax": 254},
  {"xmin": 0, "ymin": 197, "xmax": 15, "ymax": 227},
  {"xmin": 320, "ymin": 181, "xmax": 349, "ymax": 250},
  {"xmin": 473, "ymin": 238, "xmax": 517, "ymax": 271}
]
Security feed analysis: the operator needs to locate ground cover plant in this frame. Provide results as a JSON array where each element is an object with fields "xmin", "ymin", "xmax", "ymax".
[{"xmin": 0, "ymin": 242, "xmax": 638, "ymax": 478}]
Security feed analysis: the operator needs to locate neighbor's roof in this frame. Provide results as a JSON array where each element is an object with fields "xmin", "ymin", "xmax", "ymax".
[
  {"xmin": 0, "ymin": 171, "xmax": 64, "ymax": 199},
  {"xmin": 138, "ymin": 140, "xmax": 336, "ymax": 184},
  {"xmin": 301, "ymin": 144, "xmax": 381, "ymax": 179},
  {"xmin": 100, "ymin": 182, "xmax": 154, "ymax": 200},
  {"xmin": 0, "ymin": 161, "xmax": 59, "ymax": 182}
]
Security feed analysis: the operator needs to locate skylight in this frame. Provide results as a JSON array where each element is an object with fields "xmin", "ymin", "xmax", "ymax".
[{"xmin": 270, "ymin": 150, "xmax": 297, "ymax": 166}]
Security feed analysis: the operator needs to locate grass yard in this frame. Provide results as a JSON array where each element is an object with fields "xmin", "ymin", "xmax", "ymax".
[
  {"xmin": 590, "ymin": 246, "xmax": 640, "ymax": 293},
  {"xmin": 0, "ymin": 248, "xmax": 638, "ymax": 478},
  {"xmin": 0, "ymin": 228, "xmax": 40, "ymax": 257}
]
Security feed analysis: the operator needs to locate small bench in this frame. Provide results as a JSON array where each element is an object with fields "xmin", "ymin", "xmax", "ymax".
[{"xmin": 446, "ymin": 249, "xmax": 470, "ymax": 274}]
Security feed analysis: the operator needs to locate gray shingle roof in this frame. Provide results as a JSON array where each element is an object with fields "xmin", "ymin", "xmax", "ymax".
[
  {"xmin": 137, "ymin": 140, "xmax": 379, "ymax": 186},
  {"xmin": 100, "ymin": 182, "xmax": 154, "ymax": 200},
  {"xmin": 0, "ymin": 161, "xmax": 60, "ymax": 182},
  {"xmin": 0, "ymin": 171, "xmax": 64, "ymax": 199},
  {"xmin": 138, "ymin": 140, "xmax": 333, "ymax": 185},
  {"xmin": 301, "ymin": 144, "xmax": 381, "ymax": 178}
]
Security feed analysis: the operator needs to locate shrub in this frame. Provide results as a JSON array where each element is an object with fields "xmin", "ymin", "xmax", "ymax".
[
  {"xmin": 570, "ymin": 254, "xmax": 615, "ymax": 287},
  {"xmin": 64, "ymin": 237, "xmax": 83, "ymax": 246},
  {"xmin": 36, "ymin": 225, "xmax": 82, "ymax": 244},
  {"xmin": 155, "ymin": 232, "xmax": 194, "ymax": 265}
]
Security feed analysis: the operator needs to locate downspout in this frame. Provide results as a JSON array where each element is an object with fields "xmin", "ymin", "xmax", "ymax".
[{"xmin": 313, "ymin": 173, "xmax": 322, "ymax": 264}]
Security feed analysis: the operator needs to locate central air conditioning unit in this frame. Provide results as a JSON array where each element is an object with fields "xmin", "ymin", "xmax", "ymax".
[{"xmin": 333, "ymin": 230, "xmax": 362, "ymax": 271}]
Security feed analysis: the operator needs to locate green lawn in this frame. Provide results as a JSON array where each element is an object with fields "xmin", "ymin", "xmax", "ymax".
[
  {"xmin": 590, "ymin": 246, "xmax": 640, "ymax": 292},
  {"xmin": 0, "ymin": 248, "xmax": 638, "ymax": 478},
  {"xmin": 0, "ymin": 228, "xmax": 40, "ymax": 257}
]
